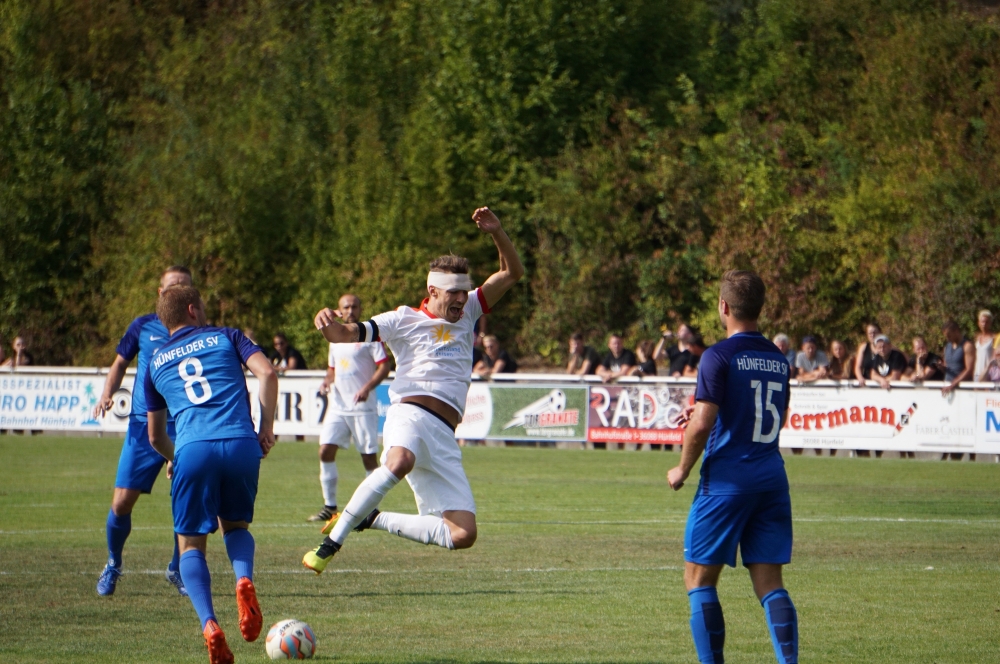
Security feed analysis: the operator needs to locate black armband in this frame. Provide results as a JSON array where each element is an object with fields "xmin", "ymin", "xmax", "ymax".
[{"xmin": 358, "ymin": 320, "xmax": 380, "ymax": 343}]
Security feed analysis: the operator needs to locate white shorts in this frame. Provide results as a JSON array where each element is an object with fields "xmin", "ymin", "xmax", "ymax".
[
  {"xmin": 381, "ymin": 403, "xmax": 476, "ymax": 516},
  {"xmin": 320, "ymin": 412, "xmax": 379, "ymax": 455}
]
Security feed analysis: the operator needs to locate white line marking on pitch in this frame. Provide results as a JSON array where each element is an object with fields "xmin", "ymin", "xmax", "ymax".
[
  {"xmin": 0, "ymin": 565, "xmax": 684, "ymax": 576},
  {"xmin": 1, "ymin": 516, "xmax": 997, "ymax": 537}
]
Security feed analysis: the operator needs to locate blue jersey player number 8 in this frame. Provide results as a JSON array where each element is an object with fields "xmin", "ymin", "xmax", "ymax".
[
  {"xmin": 178, "ymin": 357, "xmax": 212, "ymax": 404},
  {"xmin": 142, "ymin": 285, "xmax": 279, "ymax": 663}
]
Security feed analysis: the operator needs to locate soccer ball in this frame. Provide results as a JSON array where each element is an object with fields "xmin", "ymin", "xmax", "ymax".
[{"xmin": 265, "ymin": 619, "xmax": 316, "ymax": 660}]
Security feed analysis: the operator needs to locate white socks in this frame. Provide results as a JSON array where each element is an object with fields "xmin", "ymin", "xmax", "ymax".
[
  {"xmin": 319, "ymin": 461, "xmax": 338, "ymax": 508},
  {"xmin": 329, "ymin": 466, "xmax": 399, "ymax": 544},
  {"xmin": 372, "ymin": 512, "xmax": 455, "ymax": 549}
]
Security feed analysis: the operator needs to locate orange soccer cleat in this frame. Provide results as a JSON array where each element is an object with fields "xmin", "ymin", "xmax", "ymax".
[
  {"xmin": 235, "ymin": 577, "xmax": 263, "ymax": 642},
  {"xmin": 202, "ymin": 619, "xmax": 234, "ymax": 664}
]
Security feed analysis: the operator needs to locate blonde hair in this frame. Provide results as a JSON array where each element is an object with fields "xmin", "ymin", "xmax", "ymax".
[{"xmin": 157, "ymin": 286, "xmax": 201, "ymax": 329}]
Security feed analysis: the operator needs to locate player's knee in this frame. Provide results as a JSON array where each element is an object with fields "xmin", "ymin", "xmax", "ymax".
[
  {"xmin": 451, "ymin": 526, "xmax": 477, "ymax": 550},
  {"xmin": 111, "ymin": 489, "xmax": 139, "ymax": 516},
  {"xmin": 383, "ymin": 448, "xmax": 415, "ymax": 477},
  {"xmin": 319, "ymin": 444, "xmax": 338, "ymax": 462}
]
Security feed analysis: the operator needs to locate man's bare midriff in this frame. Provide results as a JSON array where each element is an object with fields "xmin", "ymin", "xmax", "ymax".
[{"xmin": 401, "ymin": 395, "xmax": 461, "ymax": 429}]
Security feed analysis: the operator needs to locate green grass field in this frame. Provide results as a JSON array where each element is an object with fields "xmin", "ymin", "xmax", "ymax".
[{"xmin": 1, "ymin": 437, "xmax": 999, "ymax": 663}]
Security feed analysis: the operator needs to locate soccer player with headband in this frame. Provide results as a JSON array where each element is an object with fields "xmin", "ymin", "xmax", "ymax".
[{"xmin": 303, "ymin": 206, "xmax": 523, "ymax": 573}]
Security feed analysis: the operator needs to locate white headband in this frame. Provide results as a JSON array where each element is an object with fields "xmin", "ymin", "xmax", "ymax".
[{"xmin": 427, "ymin": 271, "xmax": 472, "ymax": 292}]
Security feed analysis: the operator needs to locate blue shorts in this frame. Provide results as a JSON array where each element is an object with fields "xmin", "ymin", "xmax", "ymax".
[
  {"xmin": 114, "ymin": 419, "xmax": 176, "ymax": 493},
  {"xmin": 171, "ymin": 437, "xmax": 262, "ymax": 536},
  {"xmin": 684, "ymin": 489, "xmax": 793, "ymax": 567}
]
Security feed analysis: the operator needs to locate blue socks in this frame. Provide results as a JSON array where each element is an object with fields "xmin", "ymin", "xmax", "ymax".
[
  {"xmin": 105, "ymin": 509, "xmax": 131, "ymax": 569},
  {"xmin": 762, "ymin": 588, "xmax": 798, "ymax": 664},
  {"xmin": 168, "ymin": 533, "xmax": 181, "ymax": 573},
  {"xmin": 688, "ymin": 586, "xmax": 725, "ymax": 664},
  {"xmin": 179, "ymin": 550, "xmax": 216, "ymax": 629},
  {"xmin": 223, "ymin": 528, "xmax": 255, "ymax": 581}
]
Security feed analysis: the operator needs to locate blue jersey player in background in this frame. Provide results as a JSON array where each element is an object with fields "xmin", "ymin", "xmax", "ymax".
[
  {"xmin": 144, "ymin": 285, "xmax": 277, "ymax": 664},
  {"xmin": 94, "ymin": 265, "xmax": 193, "ymax": 597},
  {"xmin": 667, "ymin": 270, "xmax": 799, "ymax": 664}
]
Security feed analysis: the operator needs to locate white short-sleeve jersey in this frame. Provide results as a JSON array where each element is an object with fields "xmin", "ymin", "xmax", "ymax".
[
  {"xmin": 365, "ymin": 288, "xmax": 490, "ymax": 417},
  {"xmin": 327, "ymin": 342, "xmax": 388, "ymax": 415}
]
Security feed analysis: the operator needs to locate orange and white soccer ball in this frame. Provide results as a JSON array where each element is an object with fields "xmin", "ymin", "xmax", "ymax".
[{"xmin": 265, "ymin": 619, "xmax": 316, "ymax": 660}]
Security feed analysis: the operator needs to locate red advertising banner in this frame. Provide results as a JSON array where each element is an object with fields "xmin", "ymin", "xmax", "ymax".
[{"xmin": 587, "ymin": 384, "xmax": 695, "ymax": 443}]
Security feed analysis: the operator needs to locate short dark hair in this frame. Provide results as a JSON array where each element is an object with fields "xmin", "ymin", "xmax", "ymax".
[
  {"xmin": 719, "ymin": 270, "xmax": 766, "ymax": 321},
  {"xmin": 157, "ymin": 285, "xmax": 201, "ymax": 330},
  {"xmin": 570, "ymin": 332, "xmax": 584, "ymax": 342},
  {"xmin": 429, "ymin": 254, "xmax": 469, "ymax": 274},
  {"xmin": 274, "ymin": 332, "xmax": 288, "ymax": 342},
  {"xmin": 161, "ymin": 265, "xmax": 192, "ymax": 280},
  {"xmin": 943, "ymin": 319, "xmax": 961, "ymax": 333}
]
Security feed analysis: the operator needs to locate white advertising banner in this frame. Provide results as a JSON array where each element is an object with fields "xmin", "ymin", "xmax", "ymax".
[
  {"xmin": 0, "ymin": 372, "xmax": 125, "ymax": 432},
  {"xmin": 3, "ymin": 370, "xmax": 1000, "ymax": 454},
  {"xmin": 0, "ymin": 371, "xmax": 393, "ymax": 437},
  {"xmin": 782, "ymin": 384, "xmax": 992, "ymax": 453}
]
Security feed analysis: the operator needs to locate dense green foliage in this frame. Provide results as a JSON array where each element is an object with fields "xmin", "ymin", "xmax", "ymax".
[
  {"xmin": 3, "ymin": 0, "xmax": 1000, "ymax": 365},
  {"xmin": 3, "ymin": 437, "xmax": 1000, "ymax": 662}
]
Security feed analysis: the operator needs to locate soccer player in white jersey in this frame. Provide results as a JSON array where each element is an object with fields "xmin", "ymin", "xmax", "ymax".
[
  {"xmin": 308, "ymin": 294, "xmax": 391, "ymax": 523},
  {"xmin": 302, "ymin": 207, "xmax": 523, "ymax": 572}
]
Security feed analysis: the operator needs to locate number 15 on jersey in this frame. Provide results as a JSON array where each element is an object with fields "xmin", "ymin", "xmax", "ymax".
[{"xmin": 751, "ymin": 380, "xmax": 783, "ymax": 444}]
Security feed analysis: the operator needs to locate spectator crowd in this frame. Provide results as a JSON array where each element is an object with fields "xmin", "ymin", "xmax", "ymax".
[
  {"xmin": 5, "ymin": 308, "xmax": 1000, "ymax": 393},
  {"xmin": 550, "ymin": 310, "xmax": 1000, "ymax": 393}
]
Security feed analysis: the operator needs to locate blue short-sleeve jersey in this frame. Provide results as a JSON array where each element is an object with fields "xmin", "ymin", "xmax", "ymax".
[
  {"xmin": 144, "ymin": 326, "xmax": 262, "ymax": 449},
  {"xmin": 116, "ymin": 313, "xmax": 171, "ymax": 422},
  {"xmin": 694, "ymin": 331, "xmax": 790, "ymax": 495}
]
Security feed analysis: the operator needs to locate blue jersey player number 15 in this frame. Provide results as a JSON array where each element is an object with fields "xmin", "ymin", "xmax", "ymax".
[{"xmin": 666, "ymin": 270, "xmax": 799, "ymax": 664}]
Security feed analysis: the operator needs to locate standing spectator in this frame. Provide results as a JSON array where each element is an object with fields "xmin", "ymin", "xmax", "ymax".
[
  {"xmin": 474, "ymin": 335, "xmax": 517, "ymax": 378},
  {"xmin": 906, "ymin": 336, "xmax": 945, "ymax": 382},
  {"xmin": 629, "ymin": 340, "xmax": 657, "ymax": 377},
  {"xmin": 941, "ymin": 321, "xmax": 975, "ymax": 394},
  {"xmin": 1, "ymin": 336, "xmax": 34, "ymax": 367},
  {"xmin": 826, "ymin": 340, "xmax": 854, "ymax": 381},
  {"xmin": 271, "ymin": 333, "xmax": 307, "ymax": 372},
  {"xmin": 653, "ymin": 324, "xmax": 696, "ymax": 377},
  {"xmin": 942, "ymin": 320, "xmax": 976, "ymax": 460},
  {"xmin": 795, "ymin": 335, "xmax": 829, "ymax": 382},
  {"xmin": 772, "ymin": 334, "xmax": 797, "ymax": 378},
  {"xmin": 566, "ymin": 333, "xmax": 601, "ymax": 375},
  {"xmin": 853, "ymin": 322, "xmax": 882, "ymax": 386},
  {"xmin": 974, "ymin": 310, "xmax": 994, "ymax": 383},
  {"xmin": 870, "ymin": 334, "xmax": 907, "ymax": 389},
  {"xmin": 682, "ymin": 334, "xmax": 706, "ymax": 378},
  {"xmin": 597, "ymin": 333, "xmax": 636, "ymax": 383}
]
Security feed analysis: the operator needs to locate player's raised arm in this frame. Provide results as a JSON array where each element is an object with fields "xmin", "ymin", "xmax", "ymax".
[
  {"xmin": 245, "ymin": 351, "xmax": 278, "ymax": 456},
  {"xmin": 473, "ymin": 207, "xmax": 524, "ymax": 309},
  {"xmin": 314, "ymin": 307, "xmax": 362, "ymax": 344}
]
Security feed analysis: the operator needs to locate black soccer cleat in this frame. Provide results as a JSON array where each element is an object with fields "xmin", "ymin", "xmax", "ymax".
[{"xmin": 354, "ymin": 509, "xmax": 380, "ymax": 532}]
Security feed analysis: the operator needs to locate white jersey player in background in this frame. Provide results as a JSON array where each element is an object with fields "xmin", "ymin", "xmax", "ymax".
[
  {"xmin": 308, "ymin": 294, "xmax": 391, "ymax": 523},
  {"xmin": 303, "ymin": 206, "xmax": 523, "ymax": 573}
]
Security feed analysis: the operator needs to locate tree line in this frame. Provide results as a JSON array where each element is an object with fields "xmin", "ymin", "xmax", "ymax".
[{"xmin": 2, "ymin": 0, "xmax": 999, "ymax": 367}]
